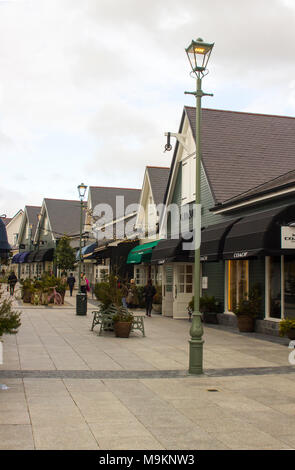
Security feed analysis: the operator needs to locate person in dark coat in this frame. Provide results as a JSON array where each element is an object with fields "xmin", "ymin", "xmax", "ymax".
[
  {"xmin": 143, "ymin": 279, "xmax": 156, "ymax": 317},
  {"xmin": 8, "ymin": 272, "xmax": 17, "ymax": 296},
  {"xmin": 67, "ymin": 273, "xmax": 76, "ymax": 296}
]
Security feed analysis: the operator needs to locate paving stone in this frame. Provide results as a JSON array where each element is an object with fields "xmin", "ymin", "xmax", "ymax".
[
  {"xmin": 0, "ymin": 424, "xmax": 34, "ymax": 450},
  {"xmin": 2, "ymin": 297, "xmax": 295, "ymax": 450}
]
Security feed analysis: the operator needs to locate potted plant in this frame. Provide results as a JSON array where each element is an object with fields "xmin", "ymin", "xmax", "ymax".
[
  {"xmin": 56, "ymin": 278, "xmax": 66, "ymax": 304},
  {"xmin": 20, "ymin": 279, "xmax": 34, "ymax": 303},
  {"xmin": 0, "ymin": 287, "xmax": 21, "ymax": 361},
  {"xmin": 199, "ymin": 295, "xmax": 221, "ymax": 324},
  {"xmin": 112, "ymin": 308, "xmax": 134, "ymax": 338},
  {"xmin": 152, "ymin": 286, "xmax": 162, "ymax": 314},
  {"xmin": 233, "ymin": 284, "xmax": 262, "ymax": 332},
  {"xmin": 94, "ymin": 274, "xmax": 123, "ymax": 309},
  {"xmin": 279, "ymin": 319, "xmax": 295, "ymax": 340}
]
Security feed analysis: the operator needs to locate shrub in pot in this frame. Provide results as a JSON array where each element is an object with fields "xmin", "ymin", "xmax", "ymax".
[
  {"xmin": 279, "ymin": 319, "xmax": 295, "ymax": 340},
  {"xmin": 20, "ymin": 279, "xmax": 34, "ymax": 303},
  {"xmin": 112, "ymin": 308, "xmax": 134, "ymax": 338},
  {"xmin": 0, "ymin": 287, "xmax": 21, "ymax": 359},
  {"xmin": 94, "ymin": 275, "xmax": 123, "ymax": 309},
  {"xmin": 199, "ymin": 295, "xmax": 221, "ymax": 324},
  {"xmin": 233, "ymin": 284, "xmax": 262, "ymax": 332},
  {"xmin": 152, "ymin": 286, "xmax": 162, "ymax": 314}
]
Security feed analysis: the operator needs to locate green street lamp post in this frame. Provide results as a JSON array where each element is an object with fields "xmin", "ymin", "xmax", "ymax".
[
  {"xmin": 185, "ymin": 38, "xmax": 214, "ymax": 374},
  {"xmin": 76, "ymin": 182, "xmax": 87, "ymax": 315}
]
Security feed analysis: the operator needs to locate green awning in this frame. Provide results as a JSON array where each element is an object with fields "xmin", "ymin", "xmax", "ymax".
[{"xmin": 126, "ymin": 240, "xmax": 162, "ymax": 264}]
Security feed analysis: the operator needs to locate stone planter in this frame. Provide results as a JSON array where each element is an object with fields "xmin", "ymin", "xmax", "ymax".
[
  {"xmin": 22, "ymin": 288, "xmax": 32, "ymax": 303},
  {"xmin": 152, "ymin": 303, "xmax": 162, "ymax": 314},
  {"xmin": 202, "ymin": 312, "xmax": 219, "ymax": 324},
  {"xmin": 114, "ymin": 321, "xmax": 132, "ymax": 338},
  {"xmin": 41, "ymin": 291, "xmax": 49, "ymax": 306},
  {"xmin": 237, "ymin": 315, "xmax": 255, "ymax": 332}
]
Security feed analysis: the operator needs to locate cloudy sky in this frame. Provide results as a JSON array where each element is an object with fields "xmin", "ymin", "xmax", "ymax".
[{"xmin": 1, "ymin": 0, "xmax": 295, "ymax": 217}]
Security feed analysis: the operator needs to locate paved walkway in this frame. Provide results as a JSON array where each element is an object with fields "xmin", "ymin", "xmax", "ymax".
[{"xmin": 0, "ymin": 291, "xmax": 295, "ymax": 450}]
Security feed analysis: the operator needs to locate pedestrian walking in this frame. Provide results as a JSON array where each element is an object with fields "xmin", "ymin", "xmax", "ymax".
[
  {"xmin": 7, "ymin": 271, "xmax": 17, "ymax": 296},
  {"xmin": 126, "ymin": 278, "xmax": 138, "ymax": 308},
  {"xmin": 80, "ymin": 273, "xmax": 87, "ymax": 294},
  {"xmin": 143, "ymin": 279, "xmax": 156, "ymax": 317},
  {"xmin": 121, "ymin": 282, "xmax": 129, "ymax": 308},
  {"xmin": 67, "ymin": 273, "xmax": 76, "ymax": 296}
]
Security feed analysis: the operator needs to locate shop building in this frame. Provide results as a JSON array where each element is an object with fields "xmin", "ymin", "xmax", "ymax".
[
  {"xmin": 154, "ymin": 106, "xmax": 295, "ymax": 334},
  {"xmin": 127, "ymin": 166, "xmax": 170, "ymax": 287}
]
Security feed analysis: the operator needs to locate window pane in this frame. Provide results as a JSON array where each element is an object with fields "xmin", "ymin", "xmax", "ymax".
[
  {"xmin": 186, "ymin": 284, "xmax": 192, "ymax": 293},
  {"xmin": 228, "ymin": 260, "xmax": 237, "ymax": 311},
  {"xmin": 284, "ymin": 256, "xmax": 295, "ymax": 320},
  {"xmin": 186, "ymin": 275, "xmax": 193, "ymax": 284},
  {"xmin": 186, "ymin": 265, "xmax": 193, "ymax": 273},
  {"xmin": 269, "ymin": 256, "xmax": 281, "ymax": 319}
]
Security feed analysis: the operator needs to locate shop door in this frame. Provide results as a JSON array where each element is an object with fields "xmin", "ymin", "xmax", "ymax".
[
  {"xmin": 173, "ymin": 264, "xmax": 194, "ymax": 319},
  {"xmin": 162, "ymin": 264, "xmax": 173, "ymax": 317}
]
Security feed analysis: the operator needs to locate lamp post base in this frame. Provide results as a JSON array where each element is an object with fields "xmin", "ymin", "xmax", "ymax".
[{"xmin": 188, "ymin": 338, "xmax": 204, "ymax": 375}]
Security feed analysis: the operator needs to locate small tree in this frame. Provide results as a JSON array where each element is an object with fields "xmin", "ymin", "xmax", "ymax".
[
  {"xmin": 0, "ymin": 288, "xmax": 21, "ymax": 337},
  {"xmin": 54, "ymin": 236, "xmax": 76, "ymax": 273}
]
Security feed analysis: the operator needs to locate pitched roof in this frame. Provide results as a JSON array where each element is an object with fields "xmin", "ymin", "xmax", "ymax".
[
  {"xmin": 185, "ymin": 107, "xmax": 295, "ymax": 204},
  {"xmin": 26, "ymin": 206, "xmax": 41, "ymax": 238},
  {"xmin": 146, "ymin": 167, "xmax": 170, "ymax": 206},
  {"xmin": 89, "ymin": 187, "xmax": 141, "ymax": 223},
  {"xmin": 217, "ymin": 169, "xmax": 295, "ymax": 209},
  {"xmin": 44, "ymin": 199, "xmax": 83, "ymax": 238},
  {"xmin": 0, "ymin": 217, "xmax": 12, "ymax": 226}
]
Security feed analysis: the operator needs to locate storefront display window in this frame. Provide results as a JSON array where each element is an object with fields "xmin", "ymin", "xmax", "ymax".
[
  {"xmin": 268, "ymin": 256, "xmax": 281, "ymax": 319},
  {"xmin": 227, "ymin": 260, "xmax": 249, "ymax": 311},
  {"xmin": 284, "ymin": 256, "xmax": 295, "ymax": 320}
]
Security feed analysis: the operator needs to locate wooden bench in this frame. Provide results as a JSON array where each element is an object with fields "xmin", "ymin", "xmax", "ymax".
[{"xmin": 91, "ymin": 305, "xmax": 145, "ymax": 337}]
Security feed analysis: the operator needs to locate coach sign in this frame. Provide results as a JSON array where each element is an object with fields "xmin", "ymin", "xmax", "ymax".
[{"xmin": 281, "ymin": 226, "xmax": 295, "ymax": 249}]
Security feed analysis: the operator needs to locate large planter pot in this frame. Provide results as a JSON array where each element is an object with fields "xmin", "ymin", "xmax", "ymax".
[
  {"xmin": 287, "ymin": 329, "xmax": 295, "ymax": 340},
  {"xmin": 114, "ymin": 321, "xmax": 132, "ymax": 338},
  {"xmin": 202, "ymin": 312, "xmax": 218, "ymax": 324},
  {"xmin": 41, "ymin": 292, "xmax": 49, "ymax": 306},
  {"xmin": 152, "ymin": 304, "xmax": 162, "ymax": 314},
  {"xmin": 22, "ymin": 288, "xmax": 32, "ymax": 303},
  {"xmin": 237, "ymin": 315, "xmax": 255, "ymax": 332}
]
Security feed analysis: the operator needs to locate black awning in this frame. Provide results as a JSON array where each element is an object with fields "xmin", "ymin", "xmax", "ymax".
[
  {"xmin": 26, "ymin": 251, "xmax": 37, "ymax": 263},
  {"xmin": 187, "ymin": 220, "xmax": 240, "ymax": 262},
  {"xmin": 195, "ymin": 219, "xmax": 241, "ymax": 262},
  {"xmin": 222, "ymin": 205, "xmax": 295, "ymax": 260},
  {"xmin": 151, "ymin": 238, "xmax": 182, "ymax": 264},
  {"xmin": 34, "ymin": 248, "xmax": 54, "ymax": 262}
]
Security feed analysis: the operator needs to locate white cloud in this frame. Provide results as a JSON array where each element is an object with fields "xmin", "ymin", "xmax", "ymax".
[{"xmin": 0, "ymin": 0, "xmax": 294, "ymax": 217}]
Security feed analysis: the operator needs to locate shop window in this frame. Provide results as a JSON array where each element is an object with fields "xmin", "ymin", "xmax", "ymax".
[
  {"xmin": 135, "ymin": 267, "xmax": 147, "ymax": 286},
  {"xmin": 177, "ymin": 264, "xmax": 193, "ymax": 294},
  {"xmin": 227, "ymin": 260, "xmax": 249, "ymax": 312},
  {"xmin": 284, "ymin": 256, "xmax": 295, "ymax": 320},
  {"xmin": 268, "ymin": 256, "xmax": 281, "ymax": 319}
]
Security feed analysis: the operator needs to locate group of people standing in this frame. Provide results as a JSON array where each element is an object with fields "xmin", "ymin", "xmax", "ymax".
[
  {"xmin": 5, "ymin": 270, "xmax": 156, "ymax": 317},
  {"xmin": 66, "ymin": 272, "xmax": 90, "ymax": 296},
  {"xmin": 120, "ymin": 278, "xmax": 156, "ymax": 317}
]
